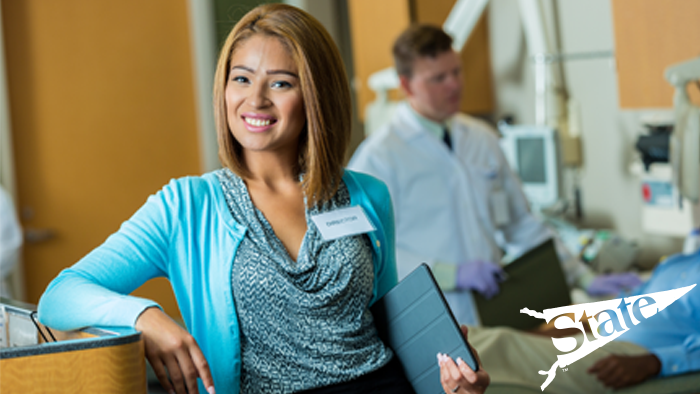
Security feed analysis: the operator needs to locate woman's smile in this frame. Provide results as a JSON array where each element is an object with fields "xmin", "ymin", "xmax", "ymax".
[{"xmin": 242, "ymin": 113, "xmax": 278, "ymax": 132}]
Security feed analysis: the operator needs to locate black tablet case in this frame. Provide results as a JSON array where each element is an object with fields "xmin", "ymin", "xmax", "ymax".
[
  {"xmin": 474, "ymin": 238, "xmax": 572, "ymax": 330},
  {"xmin": 371, "ymin": 263, "xmax": 478, "ymax": 394}
]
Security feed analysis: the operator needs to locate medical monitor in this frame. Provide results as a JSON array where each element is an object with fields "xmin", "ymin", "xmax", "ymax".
[{"xmin": 499, "ymin": 124, "xmax": 561, "ymax": 209}]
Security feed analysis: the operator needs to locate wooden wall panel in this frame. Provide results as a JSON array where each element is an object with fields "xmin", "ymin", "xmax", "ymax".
[
  {"xmin": 612, "ymin": 0, "xmax": 700, "ymax": 108},
  {"xmin": 348, "ymin": 0, "xmax": 412, "ymax": 121},
  {"xmin": 3, "ymin": 0, "xmax": 199, "ymax": 318}
]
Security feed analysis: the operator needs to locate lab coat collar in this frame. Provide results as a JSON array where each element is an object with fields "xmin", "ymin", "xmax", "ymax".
[{"xmin": 396, "ymin": 102, "xmax": 455, "ymax": 142}]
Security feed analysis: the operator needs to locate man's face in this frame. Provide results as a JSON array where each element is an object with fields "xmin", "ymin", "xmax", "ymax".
[{"xmin": 401, "ymin": 50, "xmax": 463, "ymax": 123}]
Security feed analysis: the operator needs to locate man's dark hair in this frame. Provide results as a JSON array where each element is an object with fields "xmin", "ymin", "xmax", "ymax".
[{"xmin": 392, "ymin": 24, "xmax": 453, "ymax": 77}]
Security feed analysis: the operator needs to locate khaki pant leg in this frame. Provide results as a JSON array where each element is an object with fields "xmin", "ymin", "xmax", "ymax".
[{"xmin": 468, "ymin": 326, "xmax": 648, "ymax": 394}]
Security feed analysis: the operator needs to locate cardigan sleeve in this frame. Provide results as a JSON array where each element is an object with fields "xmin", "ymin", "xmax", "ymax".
[
  {"xmin": 372, "ymin": 177, "xmax": 398, "ymax": 301},
  {"xmin": 37, "ymin": 178, "xmax": 186, "ymax": 330}
]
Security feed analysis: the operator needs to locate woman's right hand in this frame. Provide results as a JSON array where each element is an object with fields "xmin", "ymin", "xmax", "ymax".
[
  {"xmin": 437, "ymin": 325, "xmax": 490, "ymax": 394},
  {"xmin": 135, "ymin": 307, "xmax": 216, "ymax": 394}
]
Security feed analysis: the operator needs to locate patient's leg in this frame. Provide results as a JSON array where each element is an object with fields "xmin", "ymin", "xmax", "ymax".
[{"xmin": 467, "ymin": 326, "xmax": 648, "ymax": 394}]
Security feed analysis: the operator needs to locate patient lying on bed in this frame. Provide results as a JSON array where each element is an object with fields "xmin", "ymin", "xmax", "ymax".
[{"xmin": 460, "ymin": 248, "xmax": 700, "ymax": 394}]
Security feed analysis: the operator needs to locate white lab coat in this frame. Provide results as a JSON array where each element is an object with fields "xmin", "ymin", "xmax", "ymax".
[
  {"xmin": 0, "ymin": 186, "xmax": 22, "ymax": 298},
  {"xmin": 348, "ymin": 102, "xmax": 590, "ymax": 325}
]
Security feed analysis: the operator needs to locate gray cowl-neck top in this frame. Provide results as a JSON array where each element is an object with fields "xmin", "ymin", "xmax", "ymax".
[{"xmin": 215, "ymin": 169, "xmax": 392, "ymax": 393}]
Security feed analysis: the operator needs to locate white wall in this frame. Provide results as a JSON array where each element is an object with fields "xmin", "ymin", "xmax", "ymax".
[
  {"xmin": 187, "ymin": 0, "xmax": 219, "ymax": 173},
  {"xmin": 0, "ymin": 0, "xmax": 26, "ymax": 299},
  {"xmin": 285, "ymin": 0, "xmax": 365, "ymax": 159},
  {"xmin": 0, "ymin": 0, "xmax": 16, "ymax": 195},
  {"xmin": 285, "ymin": 0, "xmax": 341, "ymax": 44},
  {"xmin": 489, "ymin": 0, "xmax": 683, "ymax": 267}
]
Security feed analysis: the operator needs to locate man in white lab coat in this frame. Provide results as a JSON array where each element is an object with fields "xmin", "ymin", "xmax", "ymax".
[
  {"xmin": 348, "ymin": 24, "xmax": 639, "ymax": 325},
  {"xmin": 0, "ymin": 185, "xmax": 22, "ymax": 298}
]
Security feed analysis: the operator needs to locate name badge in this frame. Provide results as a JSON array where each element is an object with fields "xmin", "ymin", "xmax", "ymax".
[
  {"xmin": 311, "ymin": 206, "xmax": 376, "ymax": 241},
  {"xmin": 490, "ymin": 189, "xmax": 510, "ymax": 226}
]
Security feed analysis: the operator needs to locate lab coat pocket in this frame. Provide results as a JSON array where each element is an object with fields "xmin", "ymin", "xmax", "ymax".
[{"xmin": 476, "ymin": 166, "xmax": 510, "ymax": 227}]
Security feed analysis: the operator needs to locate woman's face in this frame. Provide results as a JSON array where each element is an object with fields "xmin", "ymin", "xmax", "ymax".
[{"xmin": 225, "ymin": 34, "xmax": 305, "ymax": 158}]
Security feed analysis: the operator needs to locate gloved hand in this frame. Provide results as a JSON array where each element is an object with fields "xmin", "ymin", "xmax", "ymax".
[
  {"xmin": 586, "ymin": 272, "xmax": 643, "ymax": 296},
  {"xmin": 456, "ymin": 260, "xmax": 507, "ymax": 299}
]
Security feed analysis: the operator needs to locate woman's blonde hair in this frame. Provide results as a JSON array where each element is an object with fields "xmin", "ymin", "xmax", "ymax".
[{"xmin": 213, "ymin": 3, "xmax": 352, "ymax": 207}]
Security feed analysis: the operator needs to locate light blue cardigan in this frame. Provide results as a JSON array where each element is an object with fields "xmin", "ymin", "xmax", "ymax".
[{"xmin": 38, "ymin": 169, "xmax": 398, "ymax": 394}]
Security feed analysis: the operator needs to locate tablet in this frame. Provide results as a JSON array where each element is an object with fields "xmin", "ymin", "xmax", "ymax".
[{"xmin": 371, "ymin": 263, "xmax": 479, "ymax": 394}]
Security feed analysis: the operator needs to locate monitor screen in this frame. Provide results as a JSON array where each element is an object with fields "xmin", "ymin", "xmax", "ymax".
[{"xmin": 516, "ymin": 137, "xmax": 546, "ymax": 184}]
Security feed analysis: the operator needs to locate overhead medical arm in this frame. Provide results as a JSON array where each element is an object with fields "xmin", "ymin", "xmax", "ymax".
[
  {"xmin": 665, "ymin": 56, "xmax": 700, "ymax": 204},
  {"xmin": 665, "ymin": 56, "xmax": 700, "ymax": 91}
]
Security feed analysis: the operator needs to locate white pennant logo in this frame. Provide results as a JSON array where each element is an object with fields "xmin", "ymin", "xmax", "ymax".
[{"xmin": 521, "ymin": 284, "xmax": 697, "ymax": 391}]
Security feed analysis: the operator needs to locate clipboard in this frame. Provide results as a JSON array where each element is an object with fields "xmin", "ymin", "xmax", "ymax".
[
  {"xmin": 371, "ymin": 263, "xmax": 479, "ymax": 394},
  {"xmin": 474, "ymin": 238, "xmax": 572, "ymax": 330}
]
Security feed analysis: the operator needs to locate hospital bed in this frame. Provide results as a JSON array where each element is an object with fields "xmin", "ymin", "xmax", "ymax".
[
  {"xmin": 481, "ymin": 284, "xmax": 700, "ymax": 393},
  {"xmin": 486, "ymin": 372, "xmax": 700, "ymax": 394}
]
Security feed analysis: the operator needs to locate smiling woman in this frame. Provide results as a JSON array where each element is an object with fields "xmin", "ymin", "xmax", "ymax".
[
  {"xmin": 224, "ymin": 35, "xmax": 306, "ymax": 163},
  {"xmin": 213, "ymin": 5, "xmax": 352, "ymax": 208},
  {"xmin": 35, "ymin": 3, "xmax": 448, "ymax": 394}
]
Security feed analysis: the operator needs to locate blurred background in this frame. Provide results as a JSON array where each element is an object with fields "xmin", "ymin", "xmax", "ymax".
[{"xmin": 1, "ymin": 0, "xmax": 699, "ymax": 321}]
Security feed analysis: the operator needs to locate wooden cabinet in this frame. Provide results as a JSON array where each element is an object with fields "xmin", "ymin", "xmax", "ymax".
[
  {"xmin": 612, "ymin": 0, "xmax": 700, "ymax": 108},
  {"xmin": 1, "ymin": 300, "xmax": 147, "ymax": 393}
]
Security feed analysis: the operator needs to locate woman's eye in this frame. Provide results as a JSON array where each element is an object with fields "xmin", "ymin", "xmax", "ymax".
[
  {"xmin": 231, "ymin": 75, "xmax": 249, "ymax": 84},
  {"xmin": 272, "ymin": 80, "xmax": 292, "ymax": 89}
]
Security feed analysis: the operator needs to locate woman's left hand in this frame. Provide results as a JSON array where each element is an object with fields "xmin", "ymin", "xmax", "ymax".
[{"xmin": 438, "ymin": 325, "xmax": 490, "ymax": 394}]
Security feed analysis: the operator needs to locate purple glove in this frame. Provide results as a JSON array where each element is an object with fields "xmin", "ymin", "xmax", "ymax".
[
  {"xmin": 586, "ymin": 273, "xmax": 644, "ymax": 296},
  {"xmin": 456, "ymin": 260, "xmax": 507, "ymax": 299}
]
